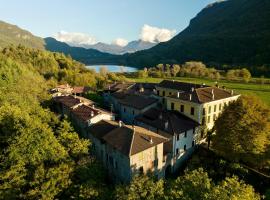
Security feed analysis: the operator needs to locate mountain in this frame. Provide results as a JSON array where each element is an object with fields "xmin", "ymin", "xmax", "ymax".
[
  {"xmin": 74, "ymin": 40, "xmax": 156, "ymax": 55},
  {"xmin": 124, "ymin": 0, "xmax": 270, "ymax": 75},
  {"xmin": 0, "ymin": 20, "xmax": 45, "ymax": 49},
  {"xmin": 44, "ymin": 37, "xmax": 122, "ymax": 65}
]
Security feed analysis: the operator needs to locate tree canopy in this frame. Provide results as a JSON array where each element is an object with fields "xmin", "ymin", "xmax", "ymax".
[{"xmin": 212, "ymin": 95, "xmax": 270, "ymax": 168}]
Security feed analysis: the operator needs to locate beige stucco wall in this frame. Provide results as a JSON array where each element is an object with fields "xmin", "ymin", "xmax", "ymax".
[
  {"xmin": 166, "ymin": 95, "xmax": 240, "ymax": 129},
  {"xmin": 130, "ymin": 143, "xmax": 164, "ymax": 179}
]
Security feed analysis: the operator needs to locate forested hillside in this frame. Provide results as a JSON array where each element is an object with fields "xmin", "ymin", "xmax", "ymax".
[
  {"xmin": 0, "ymin": 20, "xmax": 45, "ymax": 50},
  {"xmin": 124, "ymin": 0, "xmax": 270, "ymax": 76},
  {"xmin": 0, "ymin": 46, "xmax": 111, "ymax": 199}
]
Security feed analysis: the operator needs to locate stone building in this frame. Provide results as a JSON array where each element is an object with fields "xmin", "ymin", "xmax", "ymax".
[
  {"xmin": 135, "ymin": 107, "xmax": 200, "ymax": 175},
  {"xmin": 88, "ymin": 120, "xmax": 168, "ymax": 183}
]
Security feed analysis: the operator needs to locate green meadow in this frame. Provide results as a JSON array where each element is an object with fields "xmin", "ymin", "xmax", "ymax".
[{"xmin": 128, "ymin": 77, "xmax": 270, "ymax": 106}]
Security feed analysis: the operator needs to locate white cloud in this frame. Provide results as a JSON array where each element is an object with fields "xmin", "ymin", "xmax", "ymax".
[
  {"xmin": 54, "ymin": 31, "xmax": 97, "ymax": 46},
  {"xmin": 140, "ymin": 24, "xmax": 176, "ymax": 43},
  {"xmin": 112, "ymin": 38, "xmax": 128, "ymax": 47}
]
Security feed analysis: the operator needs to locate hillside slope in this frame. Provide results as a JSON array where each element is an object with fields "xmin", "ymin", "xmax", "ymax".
[
  {"xmin": 0, "ymin": 20, "xmax": 45, "ymax": 49},
  {"xmin": 44, "ymin": 37, "xmax": 122, "ymax": 65},
  {"xmin": 125, "ymin": 0, "xmax": 270, "ymax": 75}
]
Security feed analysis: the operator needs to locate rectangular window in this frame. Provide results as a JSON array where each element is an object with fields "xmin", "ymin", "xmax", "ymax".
[
  {"xmin": 203, "ymin": 108, "xmax": 206, "ymax": 115},
  {"xmin": 123, "ymin": 107, "xmax": 126, "ymax": 113},
  {"xmin": 214, "ymin": 105, "xmax": 217, "ymax": 112},
  {"xmin": 219, "ymin": 104, "xmax": 222, "ymax": 111},
  {"xmin": 191, "ymin": 107, "xmax": 195, "ymax": 115},
  {"xmin": 180, "ymin": 105, "xmax": 184, "ymax": 112},
  {"xmin": 207, "ymin": 116, "xmax": 211, "ymax": 123},
  {"xmin": 169, "ymin": 92, "xmax": 172, "ymax": 95},
  {"xmin": 214, "ymin": 114, "xmax": 217, "ymax": 121},
  {"xmin": 193, "ymin": 128, "xmax": 195, "ymax": 134},
  {"xmin": 184, "ymin": 145, "xmax": 187, "ymax": 151},
  {"xmin": 171, "ymin": 103, "xmax": 175, "ymax": 110},
  {"xmin": 162, "ymin": 91, "xmax": 165, "ymax": 96},
  {"xmin": 157, "ymin": 90, "xmax": 160, "ymax": 96},
  {"xmin": 154, "ymin": 159, "xmax": 158, "ymax": 167},
  {"xmin": 202, "ymin": 117, "xmax": 206, "ymax": 125},
  {"xmin": 192, "ymin": 141, "xmax": 195, "ymax": 147},
  {"xmin": 176, "ymin": 148, "xmax": 179, "ymax": 155},
  {"xmin": 208, "ymin": 106, "xmax": 211, "ymax": 114},
  {"xmin": 184, "ymin": 131, "xmax": 187, "ymax": 138},
  {"xmin": 176, "ymin": 134, "xmax": 180, "ymax": 141},
  {"xmin": 139, "ymin": 166, "xmax": 144, "ymax": 174}
]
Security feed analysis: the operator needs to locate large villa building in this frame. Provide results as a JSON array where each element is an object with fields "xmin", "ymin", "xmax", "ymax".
[
  {"xmin": 156, "ymin": 80, "xmax": 240, "ymax": 129},
  {"xmin": 52, "ymin": 80, "xmax": 240, "ymax": 183}
]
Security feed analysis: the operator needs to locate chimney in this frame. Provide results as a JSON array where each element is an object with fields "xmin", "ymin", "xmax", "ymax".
[
  {"xmin": 132, "ymin": 125, "xmax": 135, "ymax": 132},
  {"xmin": 118, "ymin": 120, "xmax": 122, "ymax": 127},
  {"xmin": 150, "ymin": 137, "xmax": 153, "ymax": 144},
  {"xmin": 177, "ymin": 92, "xmax": 180, "ymax": 98},
  {"xmin": 172, "ymin": 80, "xmax": 175, "ymax": 82},
  {"xmin": 212, "ymin": 89, "xmax": 215, "ymax": 100},
  {"xmin": 91, "ymin": 111, "xmax": 94, "ymax": 117},
  {"xmin": 231, "ymin": 90, "xmax": 234, "ymax": 95},
  {"xmin": 189, "ymin": 94, "xmax": 192, "ymax": 101},
  {"xmin": 191, "ymin": 87, "xmax": 194, "ymax": 92},
  {"xmin": 92, "ymin": 105, "xmax": 95, "ymax": 109}
]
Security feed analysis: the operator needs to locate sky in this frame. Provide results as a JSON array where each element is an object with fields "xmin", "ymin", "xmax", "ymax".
[{"xmin": 0, "ymin": 0, "xmax": 214, "ymax": 45}]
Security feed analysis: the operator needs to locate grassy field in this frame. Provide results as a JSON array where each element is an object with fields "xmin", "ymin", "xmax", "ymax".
[{"xmin": 127, "ymin": 76, "xmax": 270, "ymax": 106}]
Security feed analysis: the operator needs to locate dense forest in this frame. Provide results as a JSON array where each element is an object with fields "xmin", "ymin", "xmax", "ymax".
[{"xmin": 0, "ymin": 46, "xmax": 269, "ymax": 199}]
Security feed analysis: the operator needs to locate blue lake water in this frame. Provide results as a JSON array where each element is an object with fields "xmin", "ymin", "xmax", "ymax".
[{"xmin": 86, "ymin": 65, "xmax": 138, "ymax": 73}]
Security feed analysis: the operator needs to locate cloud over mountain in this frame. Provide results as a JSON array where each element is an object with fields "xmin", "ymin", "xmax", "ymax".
[
  {"xmin": 140, "ymin": 24, "xmax": 176, "ymax": 43},
  {"xmin": 112, "ymin": 38, "xmax": 128, "ymax": 47},
  {"xmin": 54, "ymin": 31, "xmax": 97, "ymax": 46}
]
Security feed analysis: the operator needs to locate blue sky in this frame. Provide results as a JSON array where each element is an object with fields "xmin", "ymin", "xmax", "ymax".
[{"xmin": 0, "ymin": 0, "xmax": 214, "ymax": 44}]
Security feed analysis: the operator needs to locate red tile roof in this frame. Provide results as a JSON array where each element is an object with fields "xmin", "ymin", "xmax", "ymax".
[{"xmin": 72, "ymin": 105, "xmax": 100, "ymax": 122}]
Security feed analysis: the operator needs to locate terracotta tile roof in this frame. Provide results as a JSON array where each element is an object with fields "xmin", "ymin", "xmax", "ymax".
[
  {"xmin": 158, "ymin": 80, "xmax": 208, "ymax": 92},
  {"xmin": 88, "ymin": 120, "xmax": 118, "ymax": 140},
  {"xmin": 104, "ymin": 82, "xmax": 135, "ymax": 93},
  {"xmin": 135, "ymin": 108, "xmax": 199, "ymax": 136},
  {"xmin": 72, "ymin": 86, "xmax": 92, "ymax": 94},
  {"xmin": 168, "ymin": 87, "xmax": 239, "ymax": 103},
  {"xmin": 126, "ymin": 83, "xmax": 158, "ymax": 96},
  {"xmin": 88, "ymin": 120, "xmax": 168, "ymax": 156},
  {"xmin": 112, "ymin": 93, "xmax": 158, "ymax": 109},
  {"xmin": 72, "ymin": 105, "xmax": 100, "ymax": 122},
  {"xmin": 54, "ymin": 95, "xmax": 81, "ymax": 108}
]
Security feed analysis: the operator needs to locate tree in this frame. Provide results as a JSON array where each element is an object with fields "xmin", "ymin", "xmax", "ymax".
[
  {"xmin": 167, "ymin": 168, "xmax": 212, "ymax": 200},
  {"xmin": 226, "ymin": 69, "xmax": 236, "ymax": 81},
  {"xmin": 212, "ymin": 95, "xmax": 270, "ymax": 168},
  {"xmin": 172, "ymin": 64, "xmax": 180, "ymax": 77},
  {"xmin": 115, "ymin": 175, "xmax": 164, "ymax": 200},
  {"xmin": 240, "ymin": 68, "xmax": 252, "ymax": 83},
  {"xmin": 209, "ymin": 176, "xmax": 260, "ymax": 200},
  {"xmin": 99, "ymin": 65, "xmax": 108, "ymax": 77}
]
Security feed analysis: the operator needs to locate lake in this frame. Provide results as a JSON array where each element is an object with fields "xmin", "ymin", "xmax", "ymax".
[{"xmin": 86, "ymin": 65, "xmax": 138, "ymax": 73}]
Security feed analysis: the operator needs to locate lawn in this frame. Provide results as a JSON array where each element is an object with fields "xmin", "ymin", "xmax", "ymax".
[{"xmin": 127, "ymin": 76, "xmax": 270, "ymax": 106}]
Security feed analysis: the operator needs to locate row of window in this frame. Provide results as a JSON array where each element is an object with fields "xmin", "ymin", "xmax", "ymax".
[
  {"xmin": 175, "ymin": 141, "xmax": 195, "ymax": 155},
  {"xmin": 202, "ymin": 114, "xmax": 218, "ymax": 125},
  {"xmin": 176, "ymin": 128, "xmax": 196, "ymax": 141},
  {"xmin": 203, "ymin": 102, "xmax": 229, "ymax": 115},
  {"xmin": 171, "ymin": 103, "xmax": 195, "ymax": 116}
]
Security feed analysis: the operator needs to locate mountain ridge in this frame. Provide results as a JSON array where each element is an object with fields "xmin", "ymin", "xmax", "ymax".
[
  {"xmin": 123, "ymin": 0, "xmax": 270, "ymax": 76},
  {"xmin": 0, "ymin": 20, "xmax": 45, "ymax": 50}
]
